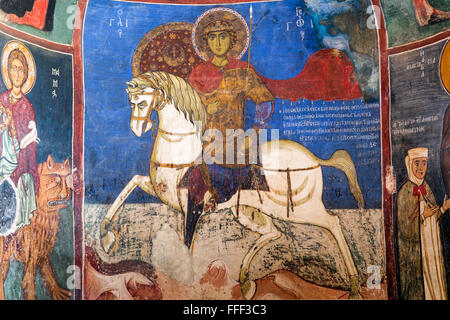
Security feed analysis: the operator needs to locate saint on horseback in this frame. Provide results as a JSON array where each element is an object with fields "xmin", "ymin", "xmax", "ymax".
[
  {"xmin": 185, "ymin": 7, "xmax": 275, "ymax": 247},
  {"xmin": 100, "ymin": 7, "xmax": 365, "ymax": 300}
]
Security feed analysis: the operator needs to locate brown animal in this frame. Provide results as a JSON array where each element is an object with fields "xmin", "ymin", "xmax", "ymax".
[{"xmin": 0, "ymin": 155, "xmax": 72, "ymax": 300}]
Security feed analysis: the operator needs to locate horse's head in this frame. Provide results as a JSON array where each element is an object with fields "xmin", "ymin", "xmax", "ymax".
[
  {"xmin": 126, "ymin": 73, "xmax": 171, "ymax": 137},
  {"xmin": 126, "ymin": 71, "xmax": 207, "ymax": 138},
  {"xmin": 127, "ymin": 85, "xmax": 155, "ymax": 137}
]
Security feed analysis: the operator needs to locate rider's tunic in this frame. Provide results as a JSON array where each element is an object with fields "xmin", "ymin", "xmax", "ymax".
[{"xmin": 188, "ymin": 57, "xmax": 274, "ymax": 203}]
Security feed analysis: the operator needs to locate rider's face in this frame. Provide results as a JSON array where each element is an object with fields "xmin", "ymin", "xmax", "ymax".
[{"xmin": 207, "ymin": 31, "xmax": 231, "ymax": 57}]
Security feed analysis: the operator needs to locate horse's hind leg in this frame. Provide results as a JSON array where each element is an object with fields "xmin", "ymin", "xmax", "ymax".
[
  {"xmin": 304, "ymin": 207, "xmax": 361, "ymax": 299},
  {"xmin": 230, "ymin": 205, "xmax": 281, "ymax": 300},
  {"xmin": 327, "ymin": 215, "xmax": 361, "ymax": 299},
  {"xmin": 101, "ymin": 175, "xmax": 155, "ymax": 253}
]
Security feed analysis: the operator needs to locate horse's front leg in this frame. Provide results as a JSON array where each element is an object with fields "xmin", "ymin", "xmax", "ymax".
[
  {"xmin": 101, "ymin": 175, "xmax": 155, "ymax": 253},
  {"xmin": 239, "ymin": 224, "xmax": 281, "ymax": 300}
]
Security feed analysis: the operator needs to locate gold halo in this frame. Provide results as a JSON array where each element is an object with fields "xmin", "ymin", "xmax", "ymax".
[
  {"xmin": 192, "ymin": 7, "xmax": 250, "ymax": 61},
  {"xmin": 2, "ymin": 41, "xmax": 36, "ymax": 95},
  {"xmin": 441, "ymin": 40, "xmax": 450, "ymax": 95}
]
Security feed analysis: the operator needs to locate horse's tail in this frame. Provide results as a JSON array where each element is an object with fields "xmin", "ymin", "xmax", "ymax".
[
  {"xmin": 295, "ymin": 144, "xmax": 364, "ymax": 209},
  {"xmin": 317, "ymin": 150, "xmax": 364, "ymax": 209}
]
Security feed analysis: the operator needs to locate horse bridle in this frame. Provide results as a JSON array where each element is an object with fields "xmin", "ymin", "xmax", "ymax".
[
  {"xmin": 130, "ymin": 90, "xmax": 198, "ymax": 138},
  {"xmin": 130, "ymin": 91, "xmax": 167, "ymax": 123}
]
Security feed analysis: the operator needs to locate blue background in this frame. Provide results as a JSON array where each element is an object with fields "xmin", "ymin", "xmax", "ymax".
[
  {"xmin": 83, "ymin": 0, "xmax": 381, "ymax": 209},
  {"xmin": 0, "ymin": 33, "xmax": 73, "ymax": 164}
]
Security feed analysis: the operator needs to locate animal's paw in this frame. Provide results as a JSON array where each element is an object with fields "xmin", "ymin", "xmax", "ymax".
[
  {"xmin": 50, "ymin": 286, "xmax": 72, "ymax": 300},
  {"xmin": 22, "ymin": 277, "xmax": 37, "ymax": 300}
]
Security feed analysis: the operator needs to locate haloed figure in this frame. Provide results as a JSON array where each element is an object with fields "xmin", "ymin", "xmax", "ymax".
[
  {"xmin": 0, "ymin": 44, "xmax": 39, "ymax": 231},
  {"xmin": 185, "ymin": 8, "xmax": 274, "ymax": 248},
  {"xmin": 397, "ymin": 148, "xmax": 450, "ymax": 300}
]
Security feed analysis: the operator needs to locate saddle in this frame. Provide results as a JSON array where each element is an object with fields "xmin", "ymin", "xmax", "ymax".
[
  {"xmin": 180, "ymin": 163, "xmax": 269, "ymax": 188},
  {"xmin": 180, "ymin": 133, "xmax": 269, "ymax": 205}
]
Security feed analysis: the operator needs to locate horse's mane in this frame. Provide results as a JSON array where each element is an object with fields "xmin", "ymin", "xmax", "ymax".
[{"xmin": 126, "ymin": 71, "xmax": 206, "ymax": 132}]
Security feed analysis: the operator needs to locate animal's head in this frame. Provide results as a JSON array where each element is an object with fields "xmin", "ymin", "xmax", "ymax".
[
  {"xmin": 126, "ymin": 72, "xmax": 171, "ymax": 138},
  {"xmin": 125, "ymin": 71, "xmax": 206, "ymax": 137},
  {"xmin": 37, "ymin": 155, "xmax": 72, "ymax": 211}
]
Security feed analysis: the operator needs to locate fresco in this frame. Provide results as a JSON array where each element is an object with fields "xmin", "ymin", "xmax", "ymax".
[
  {"xmin": 380, "ymin": 0, "xmax": 450, "ymax": 47},
  {"xmin": 390, "ymin": 38, "xmax": 450, "ymax": 300},
  {"xmin": 0, "ymin": 32, "xmax": 75, "ymax": 300},
  {"xmin": 82, "ymin": 0, "xmax": 385, "ymax": 300},
  {"xmin": 0, "ymin": 0, "xmax": 79, "ymax": 45},
  {"xmin": 0, "ymin": 0, "xmax": 448, "ymax": 302}
]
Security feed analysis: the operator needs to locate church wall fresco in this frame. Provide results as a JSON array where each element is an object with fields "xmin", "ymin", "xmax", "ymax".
[
  {"xmin": 0, "ymin": 32, "xmax": 75, "ymax": 299},
  {"xmin": 0, "ymin": 0, "xmax": 448, "ymax": 302},
  {"xmin": 389, "ymin": 37, "xmax": 450, "ymax": 300}
]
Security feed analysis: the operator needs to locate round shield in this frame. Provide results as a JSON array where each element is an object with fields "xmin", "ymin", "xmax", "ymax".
[{"xmin": 132, "ymin": 22, "xmax": 203, "ymax": 80}]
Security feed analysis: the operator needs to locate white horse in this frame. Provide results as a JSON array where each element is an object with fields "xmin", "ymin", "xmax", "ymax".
[{"xmin": 100, "ymin": 71, "xmax": 365, "ymax": 299}]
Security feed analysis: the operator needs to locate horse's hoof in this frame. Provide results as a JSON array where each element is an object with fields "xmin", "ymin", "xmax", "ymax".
[
  {"xmin": 101, "ymin": 231, "xmax": 116, "ymax": 254},
  {"xmin": 100, "ymin": 217, "xmax": 118, "ymax": 254},
  {"xmin": 348, "ymin": 291, "xmax": 364, "ymax": 300},
  {"xmin": 348, "ymin": 275, "xmax": 363, "ymax": 300},
  {"xmin": 241, "ymin": 279, "xmax": 257, "ymax": 300}
]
